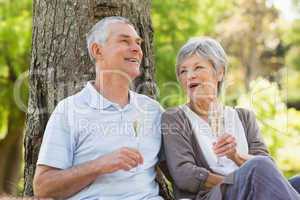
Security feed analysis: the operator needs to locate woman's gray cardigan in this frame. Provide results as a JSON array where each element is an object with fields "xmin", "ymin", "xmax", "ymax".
[{"xmin": 161, "ymin": 107, "xmax": 270, "ymax": 200}]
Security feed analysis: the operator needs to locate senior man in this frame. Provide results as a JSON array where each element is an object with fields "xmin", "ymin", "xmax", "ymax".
[{"xmin": 33, "ymin": 16, "xmax": 164, "ymax": 200}]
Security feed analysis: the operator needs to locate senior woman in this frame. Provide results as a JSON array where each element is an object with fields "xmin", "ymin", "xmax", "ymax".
[{"xmin": 161, "ymin": 37, "xmax": 300, "ymax": 200}]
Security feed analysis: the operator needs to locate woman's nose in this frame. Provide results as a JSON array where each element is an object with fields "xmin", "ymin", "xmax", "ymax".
[{"xmin": 187, "ymin": 71, "xmax": 196, "ymax": 80}]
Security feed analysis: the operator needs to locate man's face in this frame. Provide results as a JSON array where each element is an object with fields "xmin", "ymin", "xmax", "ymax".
[{"xmin": 97, "ymin": 22, "xmax": 143, "ymax": 80}]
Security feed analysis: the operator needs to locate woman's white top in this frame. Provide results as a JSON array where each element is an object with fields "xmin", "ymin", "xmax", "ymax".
[{"xmin": 181, "ymin": 105, "xmax": 249, "ymax": 175}]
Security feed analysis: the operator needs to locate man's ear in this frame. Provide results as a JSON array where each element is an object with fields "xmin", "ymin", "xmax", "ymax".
[{"xmin": 91, "ymin": 43, "xmax": 103, "ymax": 61}]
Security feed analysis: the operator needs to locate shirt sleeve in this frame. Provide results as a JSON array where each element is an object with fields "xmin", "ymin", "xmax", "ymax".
[
  {"xmin": 37, "ymin": 100, "xmax": 74, "ymax": 169},
  {"xmin": 161, "ymin": 109, "xmax": 209, "ymax": 193}
]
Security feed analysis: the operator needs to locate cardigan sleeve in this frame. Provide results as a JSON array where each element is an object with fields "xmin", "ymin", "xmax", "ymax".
[
  {"xmin": 236, "ymin": 108, "xmax": 270, "ymax": 156},
  {"xmin": 161, "ymin": 108, "xmax": 210, "ymax": 193}
]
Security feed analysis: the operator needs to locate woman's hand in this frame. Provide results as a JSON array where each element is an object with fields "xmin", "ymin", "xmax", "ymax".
[
  {"xmin": 213, "ymin": 134, "xmax": 253, "ymax": 166},
  {"xmin": 204, "ymin": 172, "xmax": 224, "ymax": 189},
  {"xmin": 212, "ymin": 133, "xmax": 237, "ymax": 161}
]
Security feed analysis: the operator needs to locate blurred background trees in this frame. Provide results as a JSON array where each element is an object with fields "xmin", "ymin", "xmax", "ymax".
[
  {"xmin": 0, "ymin": 0, "xmax": 300, "ymax": 195},
  {"xmin": 0, "ymin": 0, "xmax": 31, "ymax": 195},
  {"xmin": 152, "ymin": 0, "xmax": 300, "ymax": 180}
]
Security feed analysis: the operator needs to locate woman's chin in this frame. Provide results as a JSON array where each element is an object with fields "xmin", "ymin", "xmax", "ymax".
[{"xmin": 189, "ymin": 91, "xmax": 215, "ymax": 101}]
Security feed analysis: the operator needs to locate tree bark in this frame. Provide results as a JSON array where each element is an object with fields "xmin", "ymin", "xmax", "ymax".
[{"xmin": 24, "ymin": 0, "xmax": 171, "ymax": 198}]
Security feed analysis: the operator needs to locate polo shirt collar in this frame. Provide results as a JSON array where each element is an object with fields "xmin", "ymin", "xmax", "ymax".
[{"xmin": 84, "ymin": 81, "xmax": 136, "ymax": 110}]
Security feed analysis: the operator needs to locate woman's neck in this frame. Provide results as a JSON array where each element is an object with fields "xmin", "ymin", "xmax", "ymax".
[{"xmin": 188, "ymin": 101, "xmax": 209, "ymax": 122}]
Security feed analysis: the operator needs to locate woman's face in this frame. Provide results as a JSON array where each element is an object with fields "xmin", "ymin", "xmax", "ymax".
[{"xmin": 178, "ymin": 54, "xmax": 223, "ymax": 107}]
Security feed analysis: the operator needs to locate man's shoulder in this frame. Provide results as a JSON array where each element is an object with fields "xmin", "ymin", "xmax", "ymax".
[{"xmin": 53, "ymin": 89, "xmax": 86, "ymax": 113}]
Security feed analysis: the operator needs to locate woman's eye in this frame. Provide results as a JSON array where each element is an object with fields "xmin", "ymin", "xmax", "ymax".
[
  {"xmin": 195, "ymin": 66, "xmax": 203, "ymax": 70},
  {"xmin": 180, "ymin": 70, "xmax": 187, "ymax": 74}
]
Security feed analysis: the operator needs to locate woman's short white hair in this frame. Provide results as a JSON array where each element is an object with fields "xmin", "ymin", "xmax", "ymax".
[
  {"xmin": 176, "ymin": 37, "xmax": 228, "ymax": 94},
  {"xmin": 86, "ymin": 16, "xmax": 133, "ymax": 63}
]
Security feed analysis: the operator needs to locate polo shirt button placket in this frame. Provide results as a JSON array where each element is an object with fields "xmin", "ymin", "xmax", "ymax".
[{"xmin": 120, "ymin": 109, "xmax": 124, "ymax": 121}]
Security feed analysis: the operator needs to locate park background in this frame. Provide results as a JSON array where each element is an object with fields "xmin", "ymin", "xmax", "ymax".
[{"xmin": 0, "ymin": 0, "xmax": 300, "ymax": 196}]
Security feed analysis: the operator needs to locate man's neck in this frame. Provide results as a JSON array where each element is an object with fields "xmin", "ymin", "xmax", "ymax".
[{"xmin": 94, "ymin": 73, "xmax": 131, "ymax": 108}]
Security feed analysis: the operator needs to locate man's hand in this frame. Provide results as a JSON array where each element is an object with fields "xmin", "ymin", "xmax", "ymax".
[
  {"xmin": 98, "ymin": 147, "xmax": 144, "ymax": 174},
  {"xmin": 212, "ymin": 133, "xmax": 237, "ymax": 160}
]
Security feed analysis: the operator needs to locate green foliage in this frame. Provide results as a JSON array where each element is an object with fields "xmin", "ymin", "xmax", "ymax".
[
  {"xmin": 0, "ymin": 0, "xmax": 32, "ymax": 75},
  {"xmin": 0, "ymin": 0, "xmax": 32, "ymax": 136},
  {"xmin": 281, "ymin": 19, "xmax": 300, "ymax": 106},
  {"xmin": 237, "ymin": 78, "xmax": 300, "ymax": 177},
  {"xmin": 285, "ymin": 46, "xmax": 300, "ymax": 71},
  {"xmin": 152, "ymin": 0, "xmax": 233, "ymax": 108},
  {"xmin": 151, "ymin": 1, "xmax": 300, "ymax": 178},
  {"xmin": 280, "ymin": 67, "xmax": 300, "ymax": 102},
  {"xmin": 0, "ymin": 0, "xmax": 32, "ymax": 194},
  {"xmin": 0, "ymin": 0, "xmax": 299, "ymax": 193},
  {"xmin": 0, "ymin": 109, "xmax": 8, "ymax": 139}
]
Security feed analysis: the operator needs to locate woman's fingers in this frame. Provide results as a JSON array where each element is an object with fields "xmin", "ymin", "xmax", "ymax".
[
  {"xmin": 214, "ymin": 134, "xmax": 235, "ymax": 148},
  {"xmin": 214, "ymin": 142, "xmax": 236, "ymax": 154},
  {"xmin": 212, "ymin": 133, "xmax": 238, "ymax": 158},
  {"xmin": 215, "ymin": 135, "xmax": 229, "ymax": 147},
  {"xmin": 214, "ymin": 142, "xmax": 237, "ymax": 156}
]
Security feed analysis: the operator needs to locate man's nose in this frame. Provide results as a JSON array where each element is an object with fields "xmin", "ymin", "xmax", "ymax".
[{"xmin": 130, "ymin": 43, "xmax": 142, "ymax": 54}]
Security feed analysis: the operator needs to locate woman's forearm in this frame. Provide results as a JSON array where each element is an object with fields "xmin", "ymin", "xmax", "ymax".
[
  {"xmin": 232, "ymin": 153, "xmax": 254, "ymax": 166},
  {"xmin": 203, "ymin": 171, "xmax": 224, "ymax": 189}
]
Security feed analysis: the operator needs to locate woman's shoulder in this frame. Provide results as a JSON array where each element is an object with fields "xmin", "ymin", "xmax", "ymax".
[
  {"xmin": 163, "ymin": 106, "xmax": 183, "ymax": 114},
  {"xmin": 162, "ymin": 105, "xmax": 188, "ymax": 123},
  {"xmin": 234, "ymin": 107, "xmax": 259, "ymax": 134},
  {"xmin": 235, "ymin": 107, "xmax": 256, "ymax": 120}
]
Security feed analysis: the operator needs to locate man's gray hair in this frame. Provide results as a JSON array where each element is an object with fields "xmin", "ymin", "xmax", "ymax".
[
  {"xmin": 176, "ymin": 37, "xmax": 228, "ymax": 95},
  {"xmin": 86, "ymin": 16, "xmax": 133, "ymax": 63}
]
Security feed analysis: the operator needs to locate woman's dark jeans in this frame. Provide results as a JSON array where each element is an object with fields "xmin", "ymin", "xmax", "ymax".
[
  {"xmin": 224, "ymin": 156, "xmax": 300, "ymax": 200},
  {"xmin": 289, "ymin": 176, "xmax": 300, "ymax": 194}
]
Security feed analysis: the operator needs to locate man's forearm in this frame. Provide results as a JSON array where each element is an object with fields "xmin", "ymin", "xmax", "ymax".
[
  {"xmin": 34, "ymin": 158, "xmax": 104, "ymax": 199},
  {"xmin": 34, "ymin": 147, "xmax": 142, "ymax": 199}
]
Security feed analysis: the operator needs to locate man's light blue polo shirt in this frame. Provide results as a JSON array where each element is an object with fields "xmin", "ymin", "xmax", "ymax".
[{"xmin": 37, "ymin": 81, "xmax": 164, "ymax": 200}]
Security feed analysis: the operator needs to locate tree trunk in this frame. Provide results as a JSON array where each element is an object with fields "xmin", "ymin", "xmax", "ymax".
[{"xmin": 24, "ymin": 0, "xmax": 171, "ymax": 198}]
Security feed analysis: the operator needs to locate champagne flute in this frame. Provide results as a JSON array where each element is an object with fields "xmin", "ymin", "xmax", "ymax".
[
  {"xmin": 208, "ymin": 101, "xmax": 225, "ymax": 166},
  {"xmin": 129, "ymin": 119, "xmax": 141, "ymax": 173}
]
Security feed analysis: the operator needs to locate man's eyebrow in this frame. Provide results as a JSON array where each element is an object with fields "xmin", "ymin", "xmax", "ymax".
[{"xmin": 118, "ymin": 34, "xmax": 143, "ymax": 42}]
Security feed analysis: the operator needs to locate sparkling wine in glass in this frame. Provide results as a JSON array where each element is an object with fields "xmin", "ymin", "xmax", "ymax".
[
  {"xmin": 129, "ymin": 119, "xmax": 141, "ymax": 173},
  {"xmin": 208, "ymin": 101, "xmax": 225, "ymax": 166}
]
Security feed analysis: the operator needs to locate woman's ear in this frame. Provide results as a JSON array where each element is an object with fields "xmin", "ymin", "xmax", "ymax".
[
  {"xmin": 217, "ymin": 67, "xmax": 224, "ymax": 82},
  {"xmin": 91, "ymin": 43, "xmax": 103, "ymax": 61}
]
